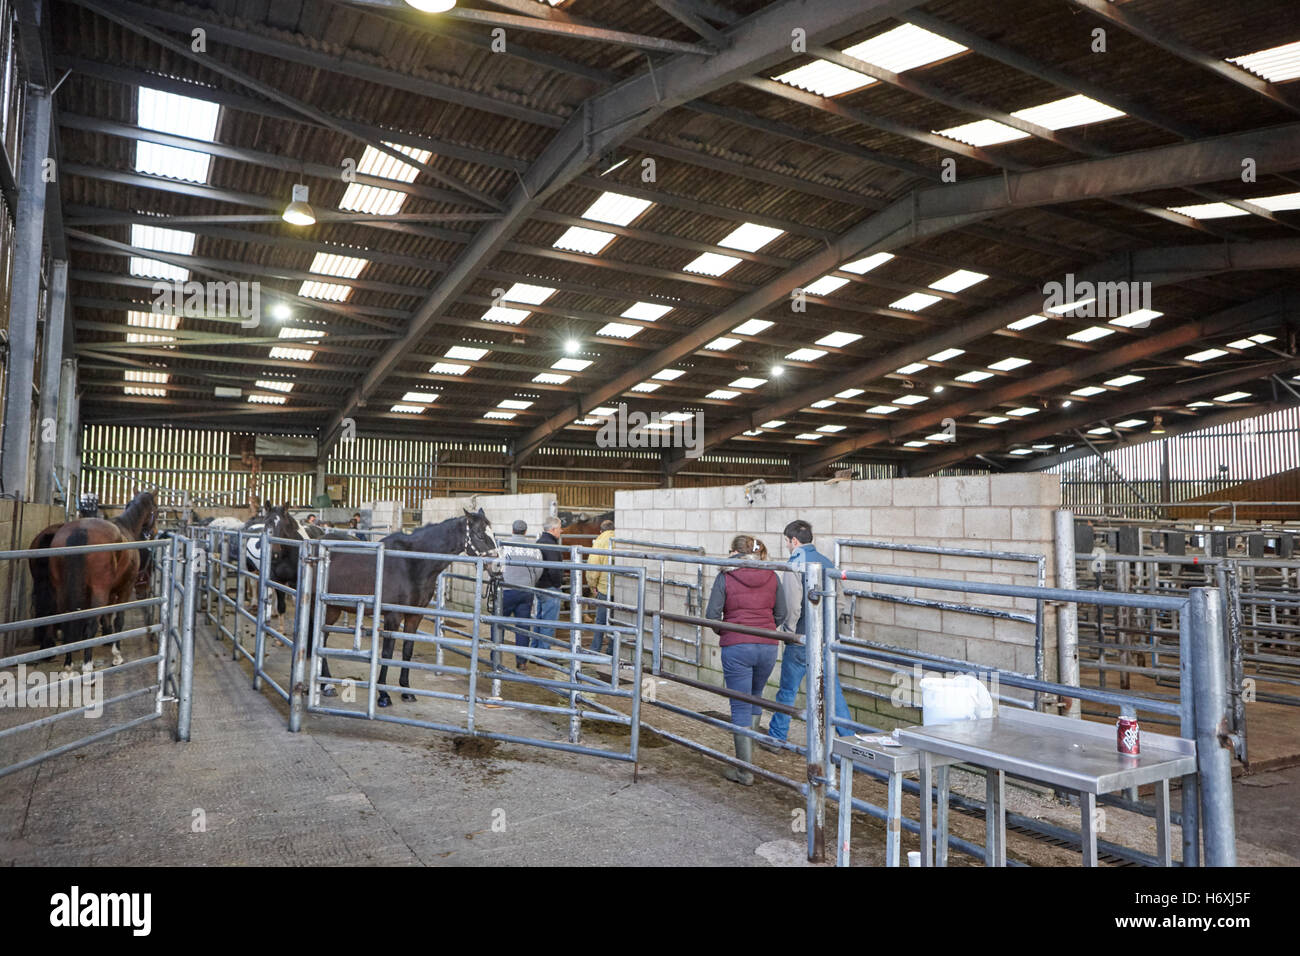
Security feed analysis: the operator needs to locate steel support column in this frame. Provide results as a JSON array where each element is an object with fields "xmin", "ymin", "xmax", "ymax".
[{"xmin": 33, "ymin": 259, "xmax": 66, "ymax": 503}]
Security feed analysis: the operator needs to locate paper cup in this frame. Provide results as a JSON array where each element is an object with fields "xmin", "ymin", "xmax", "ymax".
[{"xmin": 907, "ymin": 851, "xmax": 921, "ymax": 867}]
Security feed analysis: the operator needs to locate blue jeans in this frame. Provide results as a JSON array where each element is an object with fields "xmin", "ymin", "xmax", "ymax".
[
  {"xmin": 767, "ymin": 641, "xmax": 854, "ymax": 740},
  {"xmin": 499, "ymin": 589, "xmax": 534, "ymax": 666},
  {"xmin": 590, "ymin": 605, "xmax": 610, "ymax": 655},
  {"xmin": 721, "ymin": 642, "xmax": 780, "ymax": 727},
  {"xmin": 534, "ymin": 592, "xmax": 561, "ymax": 648}
]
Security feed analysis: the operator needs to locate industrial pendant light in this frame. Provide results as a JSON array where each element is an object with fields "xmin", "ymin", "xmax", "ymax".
[
  {"xmin": 404, "ymin": 0, "xmax": 456, "ymax": 12},
  {"xmin": 1151, "ymin": 414, "xmax": 1166, "ymax": 435},
  {"xmin": 282, "ymin": 184, "xmax": 315, "ymax": 226}
]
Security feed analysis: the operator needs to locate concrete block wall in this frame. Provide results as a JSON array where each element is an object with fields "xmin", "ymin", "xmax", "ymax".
[
  {"xmin": 361, "ymin": 500, "xmax": 403, "ymax": 531},
  {"xmin": 0, "ymin": 501, "xmax": 69, "ymax": 656},
  {"xmin": 612, "ymin": 474, "xmax": 1061, "ymax": 729}
]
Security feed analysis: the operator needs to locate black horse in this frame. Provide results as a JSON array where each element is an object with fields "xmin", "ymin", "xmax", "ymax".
[
  {"xmin": 315, "ymin": 509, "xmax": 498, "ymax": 707},
  {"xmin": 242, "ymin": 504, "xmax": 325, "ymax": 620}
]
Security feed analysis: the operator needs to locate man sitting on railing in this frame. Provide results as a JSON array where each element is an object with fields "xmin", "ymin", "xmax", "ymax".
[
  {"xmin": 499, "ymin": 520, "xmax": 542, "ymax": 669},
  {"xmin": 761, "ymin": 519, "xmax": 855, "ymax": 750}
]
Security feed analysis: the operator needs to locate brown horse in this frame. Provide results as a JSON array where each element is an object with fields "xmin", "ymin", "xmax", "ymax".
[{"xmin": 47, "ymin": 490, "xmax": 158, "ymax": 671}]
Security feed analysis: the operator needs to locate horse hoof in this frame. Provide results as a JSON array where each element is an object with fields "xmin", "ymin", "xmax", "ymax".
[
  {"xmin": 112, "ymin": 652, "xmax": 124, "ymax": 667},
  {"xmin": 81, "ymin": 661, "xmax": 94, "ymax": 675},
  {"xmin": 401, "ymin": 692, "xmax": 416, "ymax": 703},
  {"xmin": 321, "ymin": 685, "xmax": 337, "ymax": 698},
  {"xmin": 377, "ymin": 693, "xmax": 391, "ymax": 708}
]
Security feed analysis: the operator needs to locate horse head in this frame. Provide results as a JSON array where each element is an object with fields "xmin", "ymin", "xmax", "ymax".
[
  {"xmin": 461, "ymin": 507, "xmax": 499, "ymax": 558},
  {"xmin": 263, "ymin": 503, "xmax": 303, "ymax": 568},
  {"xmin": 120, "ymin": 490, "xmax": 158, "ymax": 540}
]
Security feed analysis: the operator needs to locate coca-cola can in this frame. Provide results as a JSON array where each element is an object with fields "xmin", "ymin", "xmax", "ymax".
[{"xmin": 1117, "ymin": 716, "xmax": 1140, "ymax": 755}]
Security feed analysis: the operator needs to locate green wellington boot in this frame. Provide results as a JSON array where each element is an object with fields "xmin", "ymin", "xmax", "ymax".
[{"xmin": 724, "ymin": 733, "xmax": 755, "ymax": 786}]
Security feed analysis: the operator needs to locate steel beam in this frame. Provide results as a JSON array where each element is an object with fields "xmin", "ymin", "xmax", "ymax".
[
  {"xmin": 325, "ymin": 0, "xmax": 927, "ymax": 448},
  {"xmin": 33, "ymin": 260, "xmax": 67, "ymax": 503},
  {"xmin": 1, "ymin": 86, "xmax": 52, "ymax": 499}
]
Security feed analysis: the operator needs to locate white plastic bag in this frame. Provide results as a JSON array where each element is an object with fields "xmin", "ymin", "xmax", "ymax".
[{"xmin": 919, "ymin": 674, "xmax": 994, "ymax": 725}]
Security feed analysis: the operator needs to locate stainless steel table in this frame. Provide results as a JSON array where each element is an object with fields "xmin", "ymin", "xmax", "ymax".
[
  {"xmin": 832, "ymin": 735, "xmax": 931, "ymax": 867},
  {"xmin": 899, "ymin": 709, "xmax": 1197, "ymax": 867}
]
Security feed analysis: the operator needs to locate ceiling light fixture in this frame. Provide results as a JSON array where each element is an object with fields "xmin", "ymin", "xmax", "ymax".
[
  {"xmin": 404, "ymin": 0, "xmax": 456, "ymax": 12},
  {"xmin": 282, "ymin": 184, "xmax": 315, "ymax": 226}
]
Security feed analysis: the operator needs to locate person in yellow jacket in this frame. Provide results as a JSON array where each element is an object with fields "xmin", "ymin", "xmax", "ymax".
[{"xmin": 587, "ymin": 520, "xmax": 616, "ymax": 653}]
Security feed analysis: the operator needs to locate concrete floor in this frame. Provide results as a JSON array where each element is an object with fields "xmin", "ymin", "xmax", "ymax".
[{"xmin": 2, "ymin": 621, "xmax": 1296, "ymax": 866}]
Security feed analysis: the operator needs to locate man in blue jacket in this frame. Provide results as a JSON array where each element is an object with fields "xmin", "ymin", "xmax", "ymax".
[{"xmin": 762, "ymin": 519, "xmax": 855, "ymax": 748}]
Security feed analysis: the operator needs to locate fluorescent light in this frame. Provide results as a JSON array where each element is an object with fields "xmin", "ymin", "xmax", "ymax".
[
  {"xmin": 979, "ymin": 416, "xmax": 1008, "ymax": 424},
  {"xmin": 684, "ymin": 252, "xmax": 742, "ymax": 276},
  {"xmin": 732, "ymin": 318, "xmax": 774, "ymax": 336},
  {"xmin": 988, "ymin": 357, "xmax": 1031, "ymax": 371},
  {"xmin": 1071, "ymin": 386, "xmax": 1106, "ymax": 397},
  {"xmin": 552, "ymin": 358, "xmax": 592, "ymax": 372},
  {"xmin": 866, "ymin": 405, "xmax": 899, "ymax": 415},
  {"xmin": 1008, "ymin": 314, "xmax": 1048, "ymax": 331},
  {"xmin": 729, "ymin": 377, "xmax": 767, "ymax": 389},
  {"xmin": 955, "ymin": 370, "xmax": 993, "ymax": 383},
  {"xmin": 841, "ymin": 252, "xmax": 894, "ymax": 274},
  {"xmin": 446, "ymin": 345, "xmax": 489, "ymax": 361},
  {"xmin": 843, "ymin": 24, "xmax": 967, "ymax": 73},
  {"xmin": 484, "ymin": 411, "xmax": 516, "ymax": 420},
  {"xmin": 927, "ymin": 348, "xmax": 965, "ymax": 362},
  {"xmin": 298, "ymin": 280, "xmax": 351, "ymax": 301},
  {"xmin": 836, "ymin": 388, "xmax": 865, "ymax": 398},
  {"xmin": 622, "ymin": 302, "xmax": 672, "ymax": 321},
  {"xmin": 402, "ymin": 391, "xmax": 438, "ymax": 402},
  {"xmin": 582, "ymin": 192, "xmax": 653, "ymax": 226},
  {"xmin": 390, "ymin": 404, "xmax": 425, "ymax": 414},
  {"xmin": 817, "ymin": 424, "xmax": 846, "ymax": 433},
  {"xmin": 1185, "ymin": 348, "xmax": 1229, "ymax": 362},
  {"xmin": 804, "ymin": 275, "xmax": 850, "ymax": 296},
  {"xmin": 1215, "ymin": 391, "xmax": 1251, "ymax": 402},
  {"xmin": 653, "ymin": 368, "xmax": 686, "ymax": 381},
  {"xmin": 760, "ymin": 420, "xmax": 786, "ymax": 428},
  {"xmin": 430, "ymin": 362, "xmax": 470, "ymax": 375},
  {"xmin": 707, "ymin": 389, "xmax": 740, "ymax": 400},
  {"xmin": 929, "ymin": 270, "xmax": 987, "ymax": 293},
  {"xmin": 1111, "ymin": 309, "xmax": 1163, "ymax": 328},
  {"xmin": 1068, "ymin": 326, "xmax": 1116, "ymax": 342},
  {"xmin": 890, "ymin": 292, "xmax": 942, "ymax": 311},
  {"xmin": 817, "ymin": 331, "xmax": 862, "ymax": 348},
  {"xmin": 1228, "ymin": 40, "xmax": 1300, "ymax": 82},
  {"xmin": 1105, "ymin": 374, "xmax": 1145, "ymax": 387},
  {"xmin": 533, "ymin": 373, "xmax": 570, "ymax": 384},
  {"xmin": 718, "ymin": 223, "xmax": 783, "ymax": 252},
  {"xmin": 896, "ymin": 362, "xmax": 928, "ymax": 375},
  {"xmin": 1115, "ymin": 419, "xmax": 1146, "ymax": 428},
  {"xmin": 705, "ymin": 337, "xmax": 739, "ymax": 351},
  {"xmin": 894, "ymin": 395, "xmax": 928, "ymax": 405},
  {"xmin": 553, "ymin": 226, "xmax": 616, "ymax": 255},
  {"xmin": 498, "ymin": 399, "xmax": 533, "ymax": 410},
  {"xmin": 786, "ymin": 348, "xmax": 827, "ymax": 362},
  {"xmin": 773, "ymin": 59, "xmax": 874, "ymax": 97},
  {"xmin": 1006, "ymin": 407, "xmax": 1039, "ymax": 416},
  {"xmin": 597, "ymin": 322, "xmax": 642, "ymax": 338}
]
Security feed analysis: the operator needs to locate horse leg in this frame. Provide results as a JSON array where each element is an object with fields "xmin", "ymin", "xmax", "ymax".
[
  {"xmin": 376, "ymin": 618, "xmax": 397, "ymax": 708},
  {"xmin": 111, "ymin": 611, "xmax": 125, "ymax": 666},
  {"xmin": 317, "ymin": 604, "xmax": 339, "ymax": 697},
  {"xmin": 81, "ymin": 614, "xmax": 102, "ymax": 673},
  {"xmin": 400, "ymin": 613, "xmax": 420, "ymax": 702}
]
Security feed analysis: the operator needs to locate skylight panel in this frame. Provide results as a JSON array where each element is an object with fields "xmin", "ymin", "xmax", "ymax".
[
  {"xmin": 498, "ymin": 399, "xmax": 533, "ymax": 410},
  {"xmin": 631, "ymin": 382, "xmax": 661, "ymax": 393},
  {"xmin": 481, "ymin": 306, "xmax": 531, "ymax": 324},
  {"xmin": 533, "ymin": 372, "xmax": 570, "ymax": 384},
  {"xmin": 255, "ymin": 379, "xmax": 293, "ymax": 393},
  {"xmin": 127, "ymin": 331, "xmax": 176, "ymax": 344},
  {"xmin": 732, "ymin": 318, "xmax": 774, "ymax": 336},
  {"xmin": 760, "ymin": 420, "xmax": 786, "ymax": 428},
  {"xmin": 936, "ymin": 119, "xmax": 1029, "ymax": 147},
  {"xmin": 684, "ymin": 252, "xmax": 742, "ymax": 276},
  {"xmin": 866, "ymin": 405, "xmax": 898, "ymax": 415},
  {"xmin": 1008, "ymin": 314, "xmax": 1048, "ymax": 331},
  {"xmin": 896, "ymin": 362, "xmax": 928, "ymax": 375},
  {"xmin": 1215, "ymin": 391, "xmax": 1251, "ymax": 403},
  {"xmin": 127, "ymin": 309, "xmax": 179, "ymax": 331},
  {"xmin": 894, "ymin": 395, "xmax": 928, "ymax": 405},
  {"xmin": 729, "ymin": 377, "xmax": 767, "ymax": 389},
  {"xmin": 718, "ymin": 223, "xmax": 783, "ymax": 252},
  {"xmin": 817, "ymin": 424, "xmax": 846, "ymax": 433},
  {"xmin": 1228, "ymin": 40, "xmax": 1300, "ymax": 82},
  {"xmin": 553, "ymin": 226, "xmax": 616, "ymax": 255},
  {"xmin": 390, "ymin": 404, "xmax": 425, "ymax": 414},
  {"xmin": 1111, "ymin": 309, "xmax": 1163, "ymax": 328},
  {"xmin": 270, "ymin": 346, "xmax": 314, "ymax": 361},
  {"xmin": 446, "ymin": 345, "xmax": 489, "ymax": 361},
  {"xmin": 1105, "ymin": 374, "xmax": 1145, "ymax": 387},
  {"xmin": 653, "ymin": 368, "xmax": 686, "ymax": 381},
  {"xmin": 929, "ymin": 270, "xmax": 987, "ymax": 293},
  {"xmin": 786, "ymin": 348, "xmax": 827, "ymax": 362},
  {"xmin": 1047, "ymin": 297, "xmax": 1095, "ymax": 315},
  {"xmin": 338, "ymin": 184, "xmax": 407, "ymax": 216},
  {"xmin": 1087, "ymin": 427, "xmax": 1111, "ymax": 435},
  {"xmin": 660, "ymin": 412, "xmax": 695, "ymax": 423},
  {"xmin": 278, "ymin": 326, "xmax": 320, "ymax": 340},
  {"xmin": 553, "ymin": 357, "xmax": 593, "ymax": 372},
  {"xmin": 955, "ymin": 370, "xmax": 993, "ymax": 383},
  {"xmin": 1006, "ymin": 407, "xmax": 1039, "ymax": 417},
  {"xmin": 928, "ymin": 348, "xmax": 966, "ymax": 362},
  {"xmin": 1255, "ymin": 192, "xmax": 1300, "ymax": 212},
  {"xmin": 1071, "ymin": 386, "xmax": 1106, "ymax": 397},
  {"xmin": 581, "ymin": 192, "xmax": 653, "ymax": 227},
  {"xmin": 1013, "ymin": 95, "xmax": 1125, "ymax": 131},
  {"xmin": 1114, "ymin": 419, "xmax": 1146, "ymax": 428},
  {"xmin": 622, "ymin": 302, "xmax": 672, "ymax": 321},
  {"xmin": 811, "ymin": 400, "xmax": 836, "ymax": 409},
  {"xmin": 1067, "ymin": 326, "xmax": 1116, "ymax": 342},
  {"xmin": 124, "ymin": 386, "xmax": 166, "ymax": 397},
  {"xmin": 402, "ymin": 391, "xmax": 438, "ymax": 403},
  {"xmin": 804, "ymin": 275, "xmax": 850, "ymax": 296},
  {"xmin": 1187, "ymin": 401, "xmax": 1214, "ymax": 408},
  {"xmin": 591, "ymin": 407, "xmax": 617, "ymax": 416},
  {"xmin": 597, "ymin": 322, "xmax": 642, "ymax": 338},
  {"xmin": 1008, "ymin": 448, "xmax": 1035, "ymax": 456},
  {"xmin": 1226, "ymin": 335, "xmax": 1271, "ymax": 349},
  {"xmin": 707, "ymin": 389, "xmax": 740, "ymax": 400},
  {"xmin": 309, "ymin": 252, "xmax": 367, "ymax": 279},
  {"xmin": 248, "ymin": 394, "xmax": 286, "ymax": 405},
  {"xmin": 796, "ymin": 432, "xmax": 826, "ymax": 440},
  {"xmin": 356, "ymin": 142, "xmax": 430, "ymax": 182},
  {"xmin": 836, "ymin": 388, "xmax": 865, "ymax": 399},
  {"xmin": 135, "ymin": 87, "xmax": 220, "ymax": 184},
  {"xmin": 129, "ymin": 224, "xmax": 195, "ymax": 281},
  {"xmin": 1167, "ymin": 201, "xmax": 1242, "ymax": 220},
  {"xmin": 705, "ymin": 337, "xmax": 739, "ymax": 351},
  {"xmin": 298, "ymin": 280, "xmax": 351, "ymax": 301},
  {"xmin": 841, "ymin": 252, "xmax": 894, "ymax": 274},
  {"xmin": 890, "ymin": 292, "xmax": 943, "ymax": 311},
  {"xmin": 484, "ymin": 411, "xmax": 516, "ymax": 420},
  {"xmin": 904, "ymin": 440, "xmax": 930, "ymax": 448},
  {"xmin": 742, "ymin": 429, "xmax": 763, "ymax": 437},
  {"xmin": 430, "ymin": 361, "xmax": 471, "ymax": 375},
  {"xmin": 502, "ymin": 282, "xmax": 557, "ymax": 305},
  {"xmin": 1185, "ymin": 348, "xmax": 1229, "ymax": 362},
  {"xmin": 818, "ymin": 331, "xmax": 862, "ymax": 348},
  {"xmin": 979, "ymin": 416, "xmax": 1008, "ymax": 424},
  {"xmin": 988, "ymin": 357, "xmax": 1031, "ymax": 371},
  {"xmin": 773, "ymin": 59, "xmax": 874, "ymax": 98},
  {"xmin": 924, "ymin": 433, "xmax": 952, "ymax": 442},
  {"xmin": 842, "ymin": 24, "xmax": 967, "ymax": 73},
  {"xmin": 125, "ymin": 370, "xmax": 168, "ymax": 384}
]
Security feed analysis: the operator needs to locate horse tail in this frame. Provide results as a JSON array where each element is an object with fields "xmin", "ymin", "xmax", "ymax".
[
  {"xmin": 29, "ymin": 528, "xmax": 58, "ymax": 648},
  {"xmin": 62, "ymin": 528, "xmax": 91, "ymax": 621}
]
